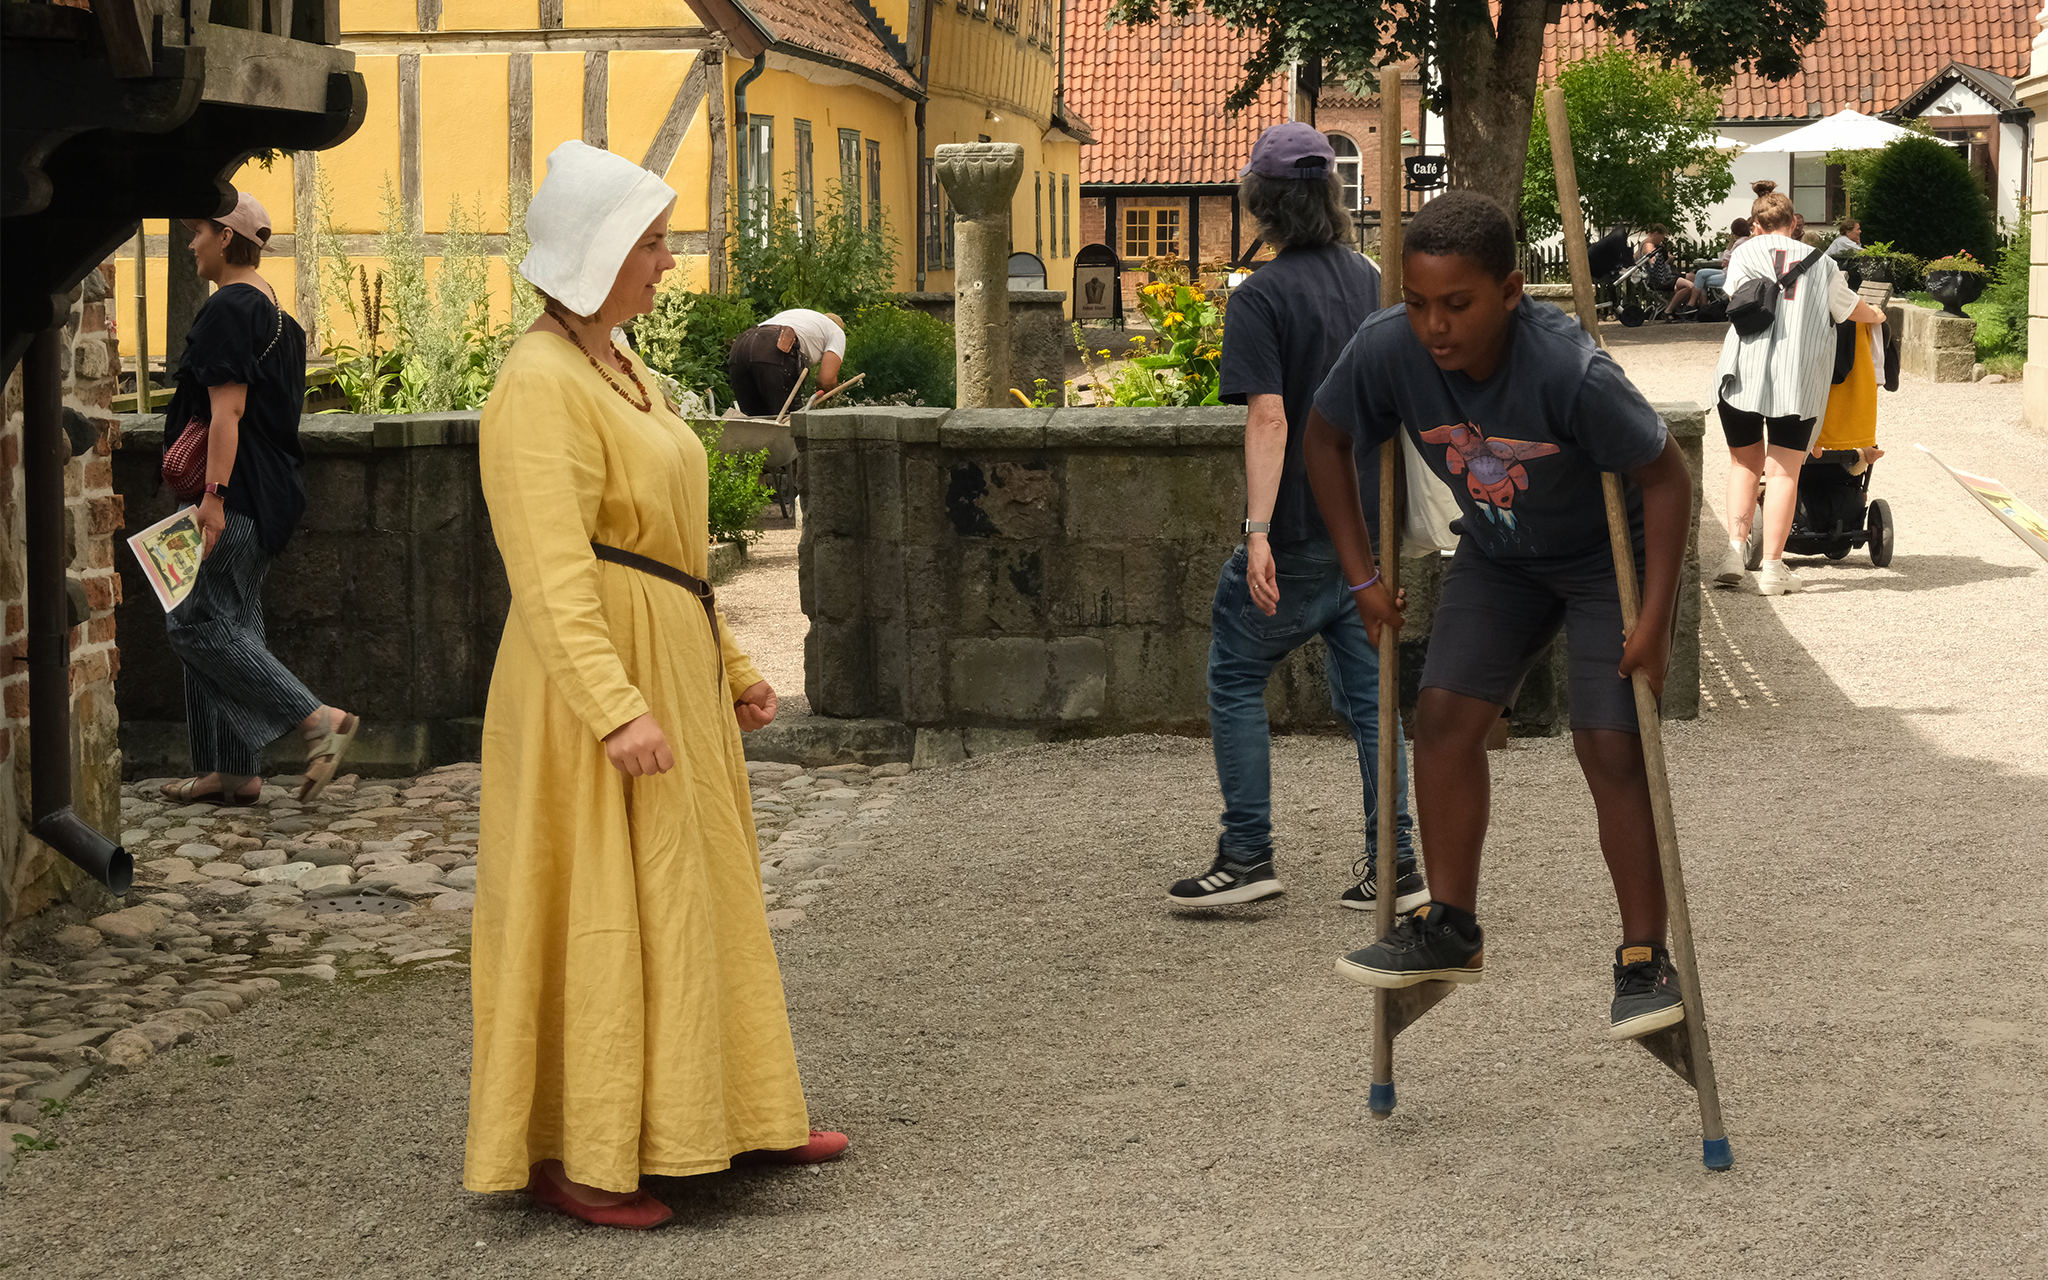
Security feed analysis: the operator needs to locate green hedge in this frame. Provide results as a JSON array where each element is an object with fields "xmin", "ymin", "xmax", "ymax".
[
  {"xmin": 843, "ymin": 305, "xmax": 955, "ymax": 407},
  {"xmin": 1856, "ymin": 135, "xmax": 1997, "ymax": 265}
]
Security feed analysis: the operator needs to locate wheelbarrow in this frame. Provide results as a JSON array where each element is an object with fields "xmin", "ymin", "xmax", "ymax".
[{"xmin": 696, "ymin": 373, "xmax": 864, "ymax": 520}]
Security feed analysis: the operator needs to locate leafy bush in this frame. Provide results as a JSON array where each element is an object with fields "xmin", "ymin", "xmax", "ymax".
[
  {"xmin": 1847, "ymin": 240, "xmax": 1927, "ymax": 293},
  {"xmin": 843, "ymin": 304, "xmax": 955, "ymax": 407},
  {"xmin": 696, "ymin": 422, "xmax": 777, "ymax": 545},
  {"xmin": 1968, "ymin": 210, "xmax": 2028, "ymax": 365},
  {"xmin": 1854, "ymin": 134, "xmax": 1997, "ymax": 266},
  {"xmin": 728, "ymin": 190, "xmax": 896, "ymax": 320},
  {"xmin": 632, "ymin": 287, "xmax": 756, "ymax": 408}
]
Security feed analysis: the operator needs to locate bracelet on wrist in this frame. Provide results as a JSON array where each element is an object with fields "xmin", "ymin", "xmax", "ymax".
[{"xmin": 1347, "ymin": 571, "xmax": 1382, "ymax": 593}]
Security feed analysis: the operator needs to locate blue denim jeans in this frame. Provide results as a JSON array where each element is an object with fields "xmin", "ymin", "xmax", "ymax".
[{"xmin": 1207, "ymin": 540, "xmax": 1416, "ymax": 871}]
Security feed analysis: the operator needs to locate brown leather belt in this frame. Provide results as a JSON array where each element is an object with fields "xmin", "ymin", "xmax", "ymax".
[{"xmin": 590, "ymin": 542, "xmax": 721, "ymax": 694}]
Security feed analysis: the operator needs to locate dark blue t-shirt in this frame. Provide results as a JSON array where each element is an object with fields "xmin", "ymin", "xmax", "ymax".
[
  {"xmin": 1313, "ymin": 297, "xmax": 1667, "ymax": 562},
  {"xmin": 1220, "ymin": 243, "xmax": 1382, "ymax": 547}
]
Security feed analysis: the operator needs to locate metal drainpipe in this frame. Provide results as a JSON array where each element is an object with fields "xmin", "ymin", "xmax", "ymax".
[
  {"xmin": 915, "ymin": 101, "xmax": 928, "ymax": 291},
  {"xmin": 734, "ymin": 53, "xmax": 767, "ymax": 242},
  {"xmin": 21, "ymin": 323, "xmax": 131, "ymax": 895}
]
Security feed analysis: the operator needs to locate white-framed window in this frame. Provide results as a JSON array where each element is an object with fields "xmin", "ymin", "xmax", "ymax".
[
  {"xmin": 794, "ymin": 119, "xmax": 815, "ymax": 236},
  {"xmin": 1329, "ymin": 132, "xmax": 1362, "ymax": 211},
  {"xmin": 745, "ymin": 114, "xmax": 773, "ymax": 244}
]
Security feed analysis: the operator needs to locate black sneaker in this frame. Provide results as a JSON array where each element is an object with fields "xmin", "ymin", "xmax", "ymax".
[
  {"xmin": 1167, "ymin": 847, "xmax": 1283, "ymax": 907},
  {"xmin": 1334, "ymin": 903, "xmax": 1484, "ymax": 988},
  {"xmin": 1609, "ymin": 944, "xmax": 1686, "ymax": 1040},
  {"xmin": 1339, "ymin": 855, "xmax": 1432, "ymax": 914}
]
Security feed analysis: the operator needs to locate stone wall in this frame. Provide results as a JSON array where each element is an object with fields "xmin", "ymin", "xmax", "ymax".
[
  {"xmin": 898, "ymin": 291, "xmax": 1071, "ymax": 405},
  {"xmin": 1887, "ymin": 299, "xmax": 1979, "ymax": 383},
  {"xmin": 792, "ymin": 403, "xmax": 1704, "ymax": 766},
  {"xmin": 0, "ymin": 266, "xmax": 125, "ymax": 927},
  {"xmin": 114, "ymin": 413, "xmax": 506, "ymax": 779}
]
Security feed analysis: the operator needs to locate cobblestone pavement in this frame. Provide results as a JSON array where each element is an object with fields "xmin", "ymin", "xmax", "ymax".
[{"xmin": 0, "ymin": 758, "xmax": 906, "ymax": 1181}]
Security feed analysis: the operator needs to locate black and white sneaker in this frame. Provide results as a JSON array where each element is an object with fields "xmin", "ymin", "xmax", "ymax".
[
  {"xmin": 1339, "ymin": 855, "xmax": 1432, "ymax": 914},
  {"xmin": 1609, "ymin": 944, "xmax": 1686, "ymax": 1040},
  {"xmin": 1334, "ymin": 903, "xmax": 1484, "ymax": 988},
  {"xmin": 1167, "ymin": 847, "xmax": 1284, "ymax": 907}
]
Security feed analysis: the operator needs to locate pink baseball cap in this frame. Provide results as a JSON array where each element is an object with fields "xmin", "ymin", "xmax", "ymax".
[{"xmin": 187, "ymin": 192, "xmax": 272, "ymax": 246}]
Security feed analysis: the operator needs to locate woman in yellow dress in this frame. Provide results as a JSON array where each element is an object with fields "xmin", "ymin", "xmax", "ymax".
[{"xmin": 464, "ymin": 141, "xmax": 846, "ymax": 1230}]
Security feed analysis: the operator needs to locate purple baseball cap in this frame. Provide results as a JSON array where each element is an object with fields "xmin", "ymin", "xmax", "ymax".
[{"xmin": 1240, "ymin": 122, "xmax": 1337, "ymax": 180}]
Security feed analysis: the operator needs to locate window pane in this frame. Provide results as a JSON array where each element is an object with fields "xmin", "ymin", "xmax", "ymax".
[
  {"xmin": 866, "ymin": 140, "xmax": 881, "ymax": 229},
  {"xmin": 1157, "ymin": 209, "xmax": 1180, "ymax": 258},
  {"xmin": 1061, "ymin": 174, "xmax": 1071, "ymax": 259},
  {"xmin": 795, "ymin": 121, "xmax": 814, "ymax": 236},
  {"xmin": 1125, "ymin": 209, "xmax": 1149, "ymax": 258},
  {"xmin": 1791, "ymin": 153, "xmax": 1827, "ymax": 186}
]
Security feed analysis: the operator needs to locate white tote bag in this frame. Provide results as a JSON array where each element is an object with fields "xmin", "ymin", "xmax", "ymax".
[{"xmin": 1400, "ymin": 429, "xmax": 1463, "ymax": 557}]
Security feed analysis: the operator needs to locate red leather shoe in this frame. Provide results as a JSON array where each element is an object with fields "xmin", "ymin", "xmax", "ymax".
[
  {"xmin": 731, "ymin": 1130, "xmax": 850, "ymax": 1166},
  {"xmin": 527, "ymin": 1167, "xmax": 674, "ymax": 1229}
]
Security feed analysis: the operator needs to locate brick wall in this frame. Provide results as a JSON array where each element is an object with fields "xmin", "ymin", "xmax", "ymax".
[{"xmin": 0, "ymin": 264, "xmax": 126, "ymax": 927}]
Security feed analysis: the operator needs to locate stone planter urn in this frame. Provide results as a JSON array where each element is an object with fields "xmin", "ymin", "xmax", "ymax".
[{"xmin": 1926, "ymin": 269, "xmax": 1987, "ymax": 317}]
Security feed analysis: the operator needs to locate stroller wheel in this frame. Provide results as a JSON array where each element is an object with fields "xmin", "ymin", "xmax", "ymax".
[
  {"xmin": 1868, "ymin": 498, "xmax": 1895, "ymax": 568},
  {"xmin": 1825, "ymin": 543, "xmax": 1850, "ymax": 560},
  {"xmin": 1620, "ymin": 302, "xmax": 1646, "ymax": 328}
]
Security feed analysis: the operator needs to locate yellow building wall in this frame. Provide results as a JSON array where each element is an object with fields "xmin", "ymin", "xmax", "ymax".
[{"xmin": 117, "ymin": 4, "xmax": 1082, "ymax": 361}]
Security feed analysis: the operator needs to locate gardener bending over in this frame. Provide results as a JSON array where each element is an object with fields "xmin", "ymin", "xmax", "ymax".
[{"xmin": 725, "ymin": 308, "xmax": 844, "ymax": 417}]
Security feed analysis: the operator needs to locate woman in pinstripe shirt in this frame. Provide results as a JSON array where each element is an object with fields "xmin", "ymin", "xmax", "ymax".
[{"xmin": 1709, "ymin": 188, "xmax": 1885, "ymax": 596}]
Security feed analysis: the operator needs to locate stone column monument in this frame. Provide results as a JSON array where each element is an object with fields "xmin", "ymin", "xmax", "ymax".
[
  {"xmin": 2020, "ymin": 7, "xmax": 2048, "ymax": 428},
  {"xmin": 935, "ymin": 142, "xmax": 1024, "ymax": 408}
]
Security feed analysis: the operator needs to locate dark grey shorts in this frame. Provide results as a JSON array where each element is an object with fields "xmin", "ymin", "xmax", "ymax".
[{"xmin": 1419, "ymin": 539, "xmax": 1643, "ymax": 734}]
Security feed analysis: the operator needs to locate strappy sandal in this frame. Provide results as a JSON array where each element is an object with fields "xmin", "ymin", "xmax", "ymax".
[
  {"xmin": 297, "ymin": 710, "xmax": 360, "ymax": 803},
  {"xmin": 160, "ymin": 776, "xmax": 259, "ymax": 807}
]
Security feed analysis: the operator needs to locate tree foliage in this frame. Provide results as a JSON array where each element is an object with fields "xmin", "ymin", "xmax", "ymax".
[
  {"xmin": 1854, "ymin": 134, "xmax": 1997, "ymax": 266},
  {"xmin": 1521, "ymin": 49, "xmax": 1733, "ymax": 241},
  {"xmin": 1105, "ymin": 0, "xmax": 1826, "ymax": 222},
  {"xmin": 727, "ymin": 190, "xmax": 897, "ymax": 321}
]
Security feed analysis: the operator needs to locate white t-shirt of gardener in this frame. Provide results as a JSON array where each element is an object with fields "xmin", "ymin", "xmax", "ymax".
[{"xmin": 764, "ymin": 309, "xmax": 847, "ymax": 368}]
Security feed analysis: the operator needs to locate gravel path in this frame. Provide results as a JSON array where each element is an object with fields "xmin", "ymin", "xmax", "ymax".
[{"xmin": 2, "ymin": 326, "xmax": 2042, "ymax": 1278}]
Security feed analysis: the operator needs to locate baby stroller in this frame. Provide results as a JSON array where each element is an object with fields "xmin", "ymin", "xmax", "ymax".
[
  {"xmin": 1743, "ymin": 457, "xmax": 1895, "ymax": 569},
  {"xmin": 1584, "ymin": 225, "xmax": 1672, "ymax": 328}
]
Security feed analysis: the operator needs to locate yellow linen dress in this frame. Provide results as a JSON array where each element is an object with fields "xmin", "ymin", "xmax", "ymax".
[{"xmin": 464, "ymin": 331, "xmax": 809, "ymax": 1194}]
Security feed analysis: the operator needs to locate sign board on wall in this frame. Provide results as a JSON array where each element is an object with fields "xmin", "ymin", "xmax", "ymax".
[{"xmin": 1073, "ymin": 243, "xmax": 1120, "ymax": 320}]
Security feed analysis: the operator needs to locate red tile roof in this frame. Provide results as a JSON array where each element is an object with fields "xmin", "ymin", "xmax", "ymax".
[
  {"xmin": 1065, "ymin": 0, "xmax": 1288, "ymax": 186},
  {"xmin": 1069, "ymin": 1, "xmax": 2037, "ymax": 187},
  {"xmin": 1543, "ymin": 0, "xmax": 2034, "ymax": 122}
]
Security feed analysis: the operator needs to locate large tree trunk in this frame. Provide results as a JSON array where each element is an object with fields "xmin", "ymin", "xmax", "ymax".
[{"xmin": 1435, "ymin": 0, "xmax": 1550, "ymax": 228}]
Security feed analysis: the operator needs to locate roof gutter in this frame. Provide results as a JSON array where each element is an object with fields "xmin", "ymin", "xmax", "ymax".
[{"xmin": 734, "ymin": 52, "xmax": 768, "ymax": 238}]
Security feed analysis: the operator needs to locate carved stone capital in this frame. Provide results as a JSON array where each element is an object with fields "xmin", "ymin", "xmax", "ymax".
[{"xmin": 935, "ymin": 143, "xmax": 1025, "ymax": 220}]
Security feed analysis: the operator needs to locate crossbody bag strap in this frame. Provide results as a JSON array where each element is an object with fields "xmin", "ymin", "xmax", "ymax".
[
  {"xmin": 589, "ymin": 542, "xmax": 726, "ymax": 698},
  {"xmin": 1777, "ymin": 243, "xmax": 1829, "ymax": 289}
]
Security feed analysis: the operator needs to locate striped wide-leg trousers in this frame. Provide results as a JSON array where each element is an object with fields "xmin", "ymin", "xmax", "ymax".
[{"xmin": 163, "ymin": 508, "xmax": 322, "ymax": 777}]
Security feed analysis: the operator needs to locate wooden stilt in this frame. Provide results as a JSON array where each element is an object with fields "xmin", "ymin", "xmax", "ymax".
[{"xmin": 1549, "ymin": 86, "xmax": 1734, "ymax": 1171}]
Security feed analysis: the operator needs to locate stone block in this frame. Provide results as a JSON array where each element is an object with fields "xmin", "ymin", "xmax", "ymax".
[
  {"xmin": 797, "ymin": 444, "xmax": 864, "ymax": 537},
  {"xmin": 797, "ymin": 532, "xmax": 817, "ymax": 618},
  {"xmin": 741, "ymin": 714, "xmax": 915, "ymax": 767},
  {"xmin": 806, "ymin": 619, "xmax": 875, "ymax": 718},
  {"xmin": 912, "ymin": 727, "xmax": 966, "ymax": 769},
  {"xmin": 950, "ymin": 542, "xmax": 1048, "ymax": 633},
  {"xmin": 89, "ymin": 905, "xmax": 168, "ymax": 941},
  {"xmin": 861, "ymin": 445, "xmax": 906, "ymax": 540},
  {"xmin": 1065, "ymin": 452, "xmax": 1242, "ymax": 544},
  {"xmin": 807, "ymin": 535, "xmax": 866, "ymax": 623},
  {"xmin": 1047, "ymin": 637, "xmax": 1107, "ymax": 720},
  {"xmin": 902, "ymin": 628, "xmax": 948, "ymax": 723},
  {"xmin": 901, "ymin": 454, "xmax": 955, "ymax": 543},
  {"xmin": 1650, "ymin": 402, "xmax": 1707, "ymax": 440},
  {"xmin": 893, "ymin": 408, "xmax": 949, "ymax": 444},
  {"xmin": 797, "ymin": 408, "xmax": 874, "ymax": 441},
  {"xmin": 1044, "ymin": 408, "xmax": 1180, "ymax": 449},
  {"xmin": 940, "ymin": 408, "xmax": 1052, "ymax": 450},
  {"xmin": 1049, "ymin": 544, "xmax": 1126, "ymax": 629},
  {"xmin": 947, "ymin": 637, "xmax": 1047, "ymax": 720},
  {"xmin": 963, "ymin": 728, "xmax": 1046, "ymax": 757},
  {"xmin": 863, "ymin": 539, "xmax": 905, "ymax": 621},
  {"xmin": 1178, "ymin": 406, "xmax": 1249, "ymax": 447},
  {"xmin": 945, "ymin": 458, "xmax": 1060, "ymax": 540},
  {"xmin": 1929, "ymin": 347, "xmax": 1977, "ymax": 382},
  {"xmin": 1101, "ymin": 627, "xmax": 1213, "ymax": 730},
  {"xmin": 900, "ymin": 546, "xmax": 946, "ymax": 629}
]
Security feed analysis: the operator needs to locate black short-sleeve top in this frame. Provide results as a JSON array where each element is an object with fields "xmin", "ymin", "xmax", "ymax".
[{"xmin": 163, "ymin": 282, "xmax": 309, "ymax": 556}]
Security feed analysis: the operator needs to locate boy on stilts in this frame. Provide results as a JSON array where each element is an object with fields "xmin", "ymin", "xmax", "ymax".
[{"xmin": 1304, "ymin": 191, "xmax": 1698, "ymax": 1040}]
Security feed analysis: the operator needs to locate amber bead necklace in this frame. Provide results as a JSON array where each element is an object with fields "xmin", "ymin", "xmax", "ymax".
[{"xmin": 546, "ymin": 304, "xmax": 653, "ymax": 413}]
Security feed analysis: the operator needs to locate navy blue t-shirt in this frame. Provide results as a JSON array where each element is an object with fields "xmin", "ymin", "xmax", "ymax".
[
  {"xmin": 1313, "ymin": 298, "xmax": 1667, "ymax": 562},
  {"xmin": 1219, "ymin": 243, "xmax": 1382, "ymax": 547}
]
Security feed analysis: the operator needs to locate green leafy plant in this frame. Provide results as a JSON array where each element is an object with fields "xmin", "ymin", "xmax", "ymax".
[
  {"xmin": 12, "ymin": 1132, "xmax": 58, "ymax": 1153},
  {"xmin": 1965, "ymin": 209, "xmax": 2028, "ymax": 367},
  {"xmin": 37, "ymin": 1097, "xmax": 70, "ymax": 1118},
  {"xmin": 1925, "ymin": 251, "xmax": 1987, "ymax": 275},
  {"xmin": 842, "ymin": 304, "xmax": 955, "ymax": 407},
  {"xmin": 1009, "ymin": 379, "xmax": 1062, "ymax": 407},
  {"xmin": 728, "ymin": 189, "xmax": 897, "ymax": 321},
  {"xmin": 632, "ymin": 287, "xmax": 757, "ymax": 408},
  {"xmin": 1521, "ymin": 48, "xmax": 1734, "ymax": 241},
  {"xmin": 1125, "ymin": 258, "xmax": 1224, "ymax": 406},
  {"xmin": 696, "ymin": 421, "xmax": 777, "ymax": 545},
  {"xmin": 1853, "ymin": 134, "xmax": 1997, "ymax": 266}
]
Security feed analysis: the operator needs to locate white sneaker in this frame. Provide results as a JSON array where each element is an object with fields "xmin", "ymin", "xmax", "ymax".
[
  {"xmin": 1756, "ymin": 559, "xmax": 1804, "ymax": 595},
  {"xmin": 1713, "ymin": 543, "xmax": 1748, "ymax": 587}
]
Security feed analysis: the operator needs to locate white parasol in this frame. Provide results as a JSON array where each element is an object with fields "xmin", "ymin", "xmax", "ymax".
[{"xmin": 1740, "ymin": 108, "xmax": 1918, "ymax": 154}]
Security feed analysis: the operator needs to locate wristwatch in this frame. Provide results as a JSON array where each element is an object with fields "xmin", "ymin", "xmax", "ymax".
[
  {"xmin": 204, "ymin": 482, "xmax": 229, "ymax": 499},
  {"xmin": 1243, "ymin": 520, "xmax": 1271, "ymax": 534}
]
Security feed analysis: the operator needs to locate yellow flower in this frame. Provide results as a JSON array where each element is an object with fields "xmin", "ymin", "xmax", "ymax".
[{"xmin": 1166, "ymin": 312, "xmax": 1185, "ymax": 326}]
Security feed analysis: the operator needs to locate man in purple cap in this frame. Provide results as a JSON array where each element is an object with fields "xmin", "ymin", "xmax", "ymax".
[{"xmin": 1168, "ymin": 122, "xmax": 1423, "ymax": 915}]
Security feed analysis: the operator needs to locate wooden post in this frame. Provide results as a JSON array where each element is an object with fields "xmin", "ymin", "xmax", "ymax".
[
  {"xmin": 706, "ymin": 51, "xmax": 728, "ymax": 293},
  {"xmin": 1380, "ymin": 64, "xmax": 1404, "ymax": 280},
  {"xmin": 1547, "ymin": 83, "xmax": 1733, "ymax": 1172},
  {"xmin": 133, "ymin": 227, "xmax": 151, "ymax": 415}
]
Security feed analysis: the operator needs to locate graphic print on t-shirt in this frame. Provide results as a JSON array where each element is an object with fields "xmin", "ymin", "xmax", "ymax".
[{"xmin": 1416, "ymin": 422, "xmax": 1561, "ymax": 529}]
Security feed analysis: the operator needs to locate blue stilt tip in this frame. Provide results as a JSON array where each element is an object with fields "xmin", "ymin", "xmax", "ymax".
[
  {"xmin": 1368, "ymin": 1081, "xmax": 1396, "ymax": 1116},
  {"xmin": 1702, "ymin": 1137, "xmax": 1733, "ymax": 1170}
]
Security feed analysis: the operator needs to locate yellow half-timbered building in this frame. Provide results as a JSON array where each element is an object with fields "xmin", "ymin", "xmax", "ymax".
[{"xmin": 119, "ymin": 0, "xmax": 1091, "ymax": 364}]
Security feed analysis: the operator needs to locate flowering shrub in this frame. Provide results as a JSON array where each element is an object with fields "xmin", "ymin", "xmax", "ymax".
[
  {"xmin": 1925, "ymin": 250, "xmax": 1987, "ymax": 275},
  {"xmin": 1127, "ymin": 258, "xmax": 1224, "ymax": 406}
]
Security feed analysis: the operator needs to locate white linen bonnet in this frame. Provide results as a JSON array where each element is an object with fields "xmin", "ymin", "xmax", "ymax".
[{"xmin": 519, "ymin": 141, "xmax": 678, "ymax": 317}]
